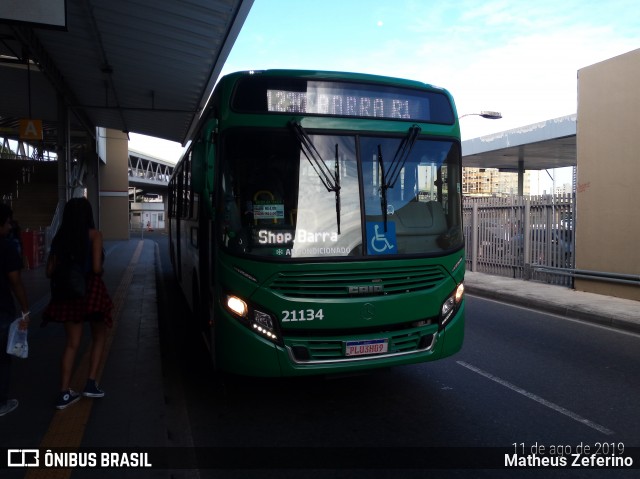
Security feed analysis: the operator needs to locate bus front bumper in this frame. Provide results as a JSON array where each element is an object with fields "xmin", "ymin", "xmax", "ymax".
[{"xmin": 215, "ymin": 301, "xmax": 465, "ymax": 377}]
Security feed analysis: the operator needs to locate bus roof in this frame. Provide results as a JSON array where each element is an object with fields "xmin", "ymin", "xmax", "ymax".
[{"xmin": 219, "ymin": 69, "xmax": 453, "ymax": 96}]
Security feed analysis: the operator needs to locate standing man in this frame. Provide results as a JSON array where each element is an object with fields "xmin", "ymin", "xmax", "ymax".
[{"xmin": 0, "ymin": 203, "xmax": 30, "ymax": 417}]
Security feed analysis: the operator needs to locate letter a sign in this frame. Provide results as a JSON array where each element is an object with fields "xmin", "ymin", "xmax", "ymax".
[{"xmin": 19, "ymin": 119, "xmax": 43, "ymax": 140}]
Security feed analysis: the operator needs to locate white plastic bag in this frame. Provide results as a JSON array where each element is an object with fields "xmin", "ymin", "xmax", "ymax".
[{"xmin": 6, "ymin": 318, "xmax": 28, "ymax": 359}]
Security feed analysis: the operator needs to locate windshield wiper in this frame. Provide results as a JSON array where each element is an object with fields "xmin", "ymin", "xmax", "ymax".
[
  {"xmin": 289, "ymin": 121, "xmax": 341, "ymax": 234},
  {"xmin": 387, "ymin": 124, "xmax": 421, "ymax": 188},
  {"xmin": 377, "ymin": 144, "xmax": 389, "ymax": 232},
  {"xmin": 334, "ymin": 143, "xmax": 341, "ymax": 234},
  {"xmin": 377, "ymin": 125, "xmax": 421, "ymax": 232}
]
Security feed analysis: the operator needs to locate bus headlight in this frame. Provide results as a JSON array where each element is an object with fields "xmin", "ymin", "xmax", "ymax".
[
  {"xmin": 440, "ymin": 282, "xmax": 464, "ymax": 329},
  {"xmin": 226, "ymin": 295, "xmax": 248, "ymax": 317},
  {"xmin": 225, "ymin": 294, "xmax": 281, "ymax": 344},
  {"xmin": 251, "ymin": 310, "xmax": 279, "ymax": 341}
]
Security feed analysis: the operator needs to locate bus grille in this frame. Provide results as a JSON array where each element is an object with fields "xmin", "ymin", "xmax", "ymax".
[
  {"xmin": 268, "ymin": 265, "xmax": 448, "ymax": 299},
  {"xmin": 287, "ymin": 330, "xmax": 435, "ymax": 363}
]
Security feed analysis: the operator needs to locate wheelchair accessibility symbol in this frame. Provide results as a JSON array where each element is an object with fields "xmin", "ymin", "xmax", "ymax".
[{"xmin": 366, "ymin": 222, "xmax": 397, "ymax": 255}]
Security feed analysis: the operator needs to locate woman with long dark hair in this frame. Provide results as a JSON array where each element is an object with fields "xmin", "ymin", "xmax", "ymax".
[{"xmin": 44, "ymin": 197, "xmax": 113, "ymax": 409}]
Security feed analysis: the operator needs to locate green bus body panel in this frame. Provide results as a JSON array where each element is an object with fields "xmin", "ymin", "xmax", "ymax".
[
  {"xmin": 233, "ymin": 259, "xmax": 457, "ymax": 329},
  {"xmin": 215, "ymin": 307, "xmax": 281, "ymax": 377},
  {"xmin": 214, "ymin": 250, "xmax": 465, "ymax": 377},
  {"xmin": 440, "ymin": 301, "xmax": 465, "ymax": 357},
  {"xmin": 214, "ymin": 299, "xmax": 464, "ymax": 377}
]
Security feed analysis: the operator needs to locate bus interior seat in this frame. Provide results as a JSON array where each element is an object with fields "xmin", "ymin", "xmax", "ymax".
[
  {"xmin": 393, "ymin": 201, "xmax": 447, "ymax": 253},
  {"xmin": 394, "ymin": 201, "xmax": 447, "ymax": 235}
]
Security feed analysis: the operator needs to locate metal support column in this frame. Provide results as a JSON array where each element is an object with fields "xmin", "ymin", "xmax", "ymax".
[
  {"xmin": 85, "ymin": 135, "xmax": 101, "ymax": 229},
  {"xmin": 56, "ymin": 93, "xmax": 70, "ymax": 208},
  {"xmin": 471, "ymin": 202, "xmax": 479, "ymax": 272},
  {"xmin": 518, "ymin": 146, "xmax": 525, "ymax": 196}
]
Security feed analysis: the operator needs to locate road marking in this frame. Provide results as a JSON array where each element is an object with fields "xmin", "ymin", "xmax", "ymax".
[
  {"xmin": 456, "ymin": 360, "xmax": 614, "ymax": 436},
  {"xmin": 25, "ymin": 240, "xmax": 144, "ymax": 479}
]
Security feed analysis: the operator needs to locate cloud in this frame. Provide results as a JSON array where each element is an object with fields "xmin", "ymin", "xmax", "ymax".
[
  {"xmin": 452, "ymin": 25, "xmax": 638, "ymax": 138},
  {"xmin": 221, "ymin": 0, "xmax": 639, "ymax": 140}
]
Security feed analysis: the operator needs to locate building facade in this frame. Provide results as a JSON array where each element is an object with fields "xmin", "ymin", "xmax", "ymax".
[
  {"xmin": 463, "ymin": 168, "xmax": 531, "ymax": 197},
  {"xmin": 576, "ymin": 48, "xmax": 640, "ymax": 301}
]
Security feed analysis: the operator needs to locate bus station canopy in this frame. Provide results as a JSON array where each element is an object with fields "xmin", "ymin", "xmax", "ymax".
[
  {"xmin": 0, "ymin": 0, "xmax": 253, "ymax": 145},
  {"xmin": 462, "ymin": 114, "xmax": 577, "ymax": 172}
]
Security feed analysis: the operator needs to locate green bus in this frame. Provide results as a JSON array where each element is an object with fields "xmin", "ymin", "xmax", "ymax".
[{"xmin": 168, "ymin": 69, "xmax": 465, "ymax": 377}]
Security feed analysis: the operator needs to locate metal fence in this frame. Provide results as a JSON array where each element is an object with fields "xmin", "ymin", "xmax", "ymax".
[{"xmin": 463, "ymin": 194, "xmax": 575, "ymax": 287}]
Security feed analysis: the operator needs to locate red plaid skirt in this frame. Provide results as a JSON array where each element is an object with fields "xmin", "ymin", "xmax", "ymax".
[{"xmin": 43, "ymin": 273, "xmax": 114, "ymax": 327}]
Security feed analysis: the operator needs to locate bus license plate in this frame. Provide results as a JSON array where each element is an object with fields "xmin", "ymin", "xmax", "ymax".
[{"xmin": 345, "ymin": 339, "xmax": 388, "ymax": 357}]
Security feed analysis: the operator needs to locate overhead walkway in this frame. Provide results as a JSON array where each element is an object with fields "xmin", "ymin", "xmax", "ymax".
[
  {"xmin": 127, "ymin": 150, "xmax": 173, "ymax": 196},
  {"xmin": 127, "ymin": 150, "xmax": 173, "ymax": 232},
  {"xmin": 1, "ymin": 142, "xmax": 171, "ymax": 249}
]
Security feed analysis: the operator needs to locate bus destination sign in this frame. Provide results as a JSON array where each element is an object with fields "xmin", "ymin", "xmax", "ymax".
[{"xmin": 266, "ymin": 81, "xmax": 431, "ymax": 121}]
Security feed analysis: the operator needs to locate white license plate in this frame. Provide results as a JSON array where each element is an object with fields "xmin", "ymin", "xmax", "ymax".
[{"xmin": 344, "ymin": 339, "xmax": 388, "ymax": 357}]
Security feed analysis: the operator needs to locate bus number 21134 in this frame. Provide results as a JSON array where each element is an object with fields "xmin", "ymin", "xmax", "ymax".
[{"xmin": 282, "ymin": 309, "xmax": 325, "ymax": 322}]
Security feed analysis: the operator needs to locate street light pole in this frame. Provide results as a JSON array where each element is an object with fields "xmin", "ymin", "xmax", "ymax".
[
  {"xmin": 459, "ymin": 110, "xmax": 504, "ymax": 196},
  {"xmin": 458, "ymin": 110, "xmax": 502, "ymax": 120}
]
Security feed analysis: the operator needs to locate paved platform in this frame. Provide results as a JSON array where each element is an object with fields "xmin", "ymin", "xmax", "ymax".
[
  {"xmin": 1, "ymin": 236, "xmax": 638, "ymax": 477},
  {"xmin": 464, "ymin": 271, "xmax": 640, "ymax": 334},
  {"xmin": 2, "ymin": 237, "xmax": 165, "ymax": 479}
]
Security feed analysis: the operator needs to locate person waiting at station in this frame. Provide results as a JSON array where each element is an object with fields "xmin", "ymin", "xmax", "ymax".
[
  {"xmin": 0, "ymin": 203, "xmax": 30, "ymax": 417},
  {"xmin": 43, "ymin": 197, "xmax": 114, "ymax": 410}
]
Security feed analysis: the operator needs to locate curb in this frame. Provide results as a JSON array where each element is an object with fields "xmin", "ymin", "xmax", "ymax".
[{"xmin": 465, "ymin": 284, "xmax": 640, "ymax": 335}]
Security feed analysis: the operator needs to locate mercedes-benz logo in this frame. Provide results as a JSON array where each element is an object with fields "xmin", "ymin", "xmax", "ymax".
[{"xmin": 362, "ymin": 303, "xmax": 375, "ymax": 321}]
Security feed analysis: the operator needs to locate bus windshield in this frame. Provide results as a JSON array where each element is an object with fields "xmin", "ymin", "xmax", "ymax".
[{"xmin": 220, "ymin": 129, "xmax": 462, "ymax": 259}]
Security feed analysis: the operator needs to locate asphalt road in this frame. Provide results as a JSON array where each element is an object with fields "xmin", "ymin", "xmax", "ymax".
[{"xmin": 154, "ymin": 236, "xmax": 640, "ymax": 479}]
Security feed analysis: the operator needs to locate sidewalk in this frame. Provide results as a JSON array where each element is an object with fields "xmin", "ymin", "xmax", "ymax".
[
  {"xmin": 465, "ymin": 271, "xmax": 640, "ymax": 334},
  {"xmin": 2, "ymin": 237, "xmax": 166, "ymax": 475}
]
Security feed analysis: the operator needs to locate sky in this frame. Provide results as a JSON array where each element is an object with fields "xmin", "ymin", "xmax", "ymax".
[{"xmin": 129, "ymin": 0, "xmax": 639, "ymax": 190}]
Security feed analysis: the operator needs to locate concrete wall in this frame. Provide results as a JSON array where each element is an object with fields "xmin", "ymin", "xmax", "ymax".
[
  {"xmin": 99, "ymin": 129, "xmax": 130, "ymax": 240},
  {"xmin": 576, "ymin": 49, "xmax": 640, "ymax": 301}
]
